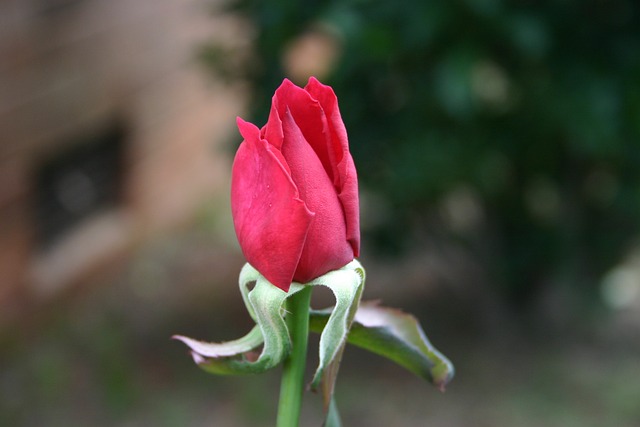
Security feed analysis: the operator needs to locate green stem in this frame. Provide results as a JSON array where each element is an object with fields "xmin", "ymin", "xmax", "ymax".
[{"xmin": 276, "ymin": 286, "xmax": 312, "ymax": 427}]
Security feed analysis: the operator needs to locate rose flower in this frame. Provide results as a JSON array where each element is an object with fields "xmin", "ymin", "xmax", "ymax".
[{"xmin": 231, "ymin": 77, "xmax": 360, "ymax": 291}]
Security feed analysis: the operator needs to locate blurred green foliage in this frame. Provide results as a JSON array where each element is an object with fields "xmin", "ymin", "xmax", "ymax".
[{"xmin": 204, "ymin": 0, "xmax": 640, "ymax": 305}]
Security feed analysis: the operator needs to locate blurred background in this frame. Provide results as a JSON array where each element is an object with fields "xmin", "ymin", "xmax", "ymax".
[{"xmin": 2, "ymin": 0, "xmax": 640, "ymax": 425}]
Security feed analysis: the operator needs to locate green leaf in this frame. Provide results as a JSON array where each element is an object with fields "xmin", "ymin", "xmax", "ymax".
[{"xmin": 309, "ymin": 300, "xmax": 455, "ymax": 391}]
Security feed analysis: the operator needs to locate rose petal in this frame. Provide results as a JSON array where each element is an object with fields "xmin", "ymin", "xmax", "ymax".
[
  {"xmin": 261, "ymin": 96, "xmax": 284, "ymax": 150},
  {"xmin": 336, "ymin": 153, "xmax": 360, "ymax": 257},
  {"xmin": 305, "ymin": 77, "xmax": 360, "ymax": 256},
  {"xmin": 232, "ymin": 117, "xmax": 314, "ymax": 291},
  {"xmin": 280, "ymin": 109, "xmax": 354, "ymax": 282},
  {"xmin": 274, "ymin": 79, "xmax": 338, "ymax": 185}
]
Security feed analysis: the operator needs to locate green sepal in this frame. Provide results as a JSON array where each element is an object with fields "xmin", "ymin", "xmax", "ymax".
[
  {"xmin": 306, "ymin": 260, "xmax": 365, "ymax": 401},
  {"xmin": 325, "ymin": 396, "xmax": 343, "ymax": 427},
  {"xmin": 173, "ymin": 260, "xmax": 367, "ymax": 399},
  {"xmin": 172, "ymin": 325, "xmax": 263, "ymax": 359},
  {"xmin": 173, "ymin": 266, "xmax": 305, "ymax": 375},
  {"xmin": 310, "ymin": 300, "xmax": 455, "ymax": 391}
]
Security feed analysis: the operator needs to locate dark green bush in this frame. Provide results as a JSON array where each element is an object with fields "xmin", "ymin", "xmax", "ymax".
[{"xmin": 205, "ymin": 0, "xmax": 640, "ymax": 305}]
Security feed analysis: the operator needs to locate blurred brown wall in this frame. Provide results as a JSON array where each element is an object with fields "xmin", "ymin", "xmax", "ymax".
[{"xmin": 0, "ymin": 0, "xmax": 244, "ymax": 316}]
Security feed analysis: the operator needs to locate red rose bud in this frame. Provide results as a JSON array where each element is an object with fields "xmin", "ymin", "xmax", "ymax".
[{"xmin": 231, "ymin": 77, "xmax": 360, "ymax": 292}]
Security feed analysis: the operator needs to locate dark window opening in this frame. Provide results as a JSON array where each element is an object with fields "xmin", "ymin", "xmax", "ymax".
[
  {"xmin": 35, "ymin": 122, "xmax": 127, "ymax": 249},
  {"xmin": 36, "ymin": 0, "xmax": 87, "ymax": 16}
]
